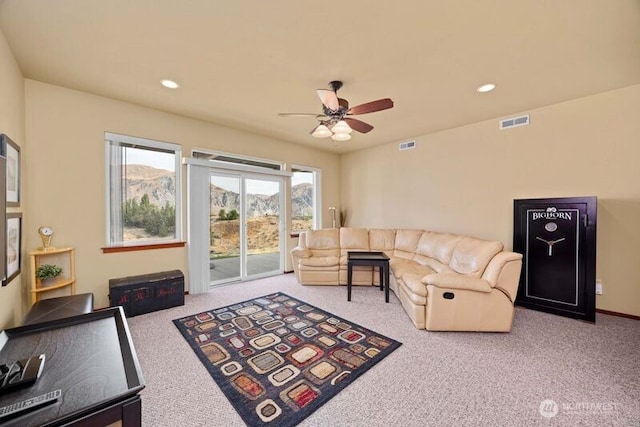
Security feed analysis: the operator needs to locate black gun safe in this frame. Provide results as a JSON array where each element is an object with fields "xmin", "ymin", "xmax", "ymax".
[{"xmin": 513, "ymin": 197, "xmax": 597, "ymax": 322}]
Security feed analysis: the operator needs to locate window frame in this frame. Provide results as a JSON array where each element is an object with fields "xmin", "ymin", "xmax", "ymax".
[
  {"xmin": 191, "ymin": 148, "xmax": 284, "ymax": 171},
  {"xmin": 104, "ymin": 132, "xmax": 183, "ymax": 249},
  {"xmin": 290, "ymin": 164, "xmax": 322, "ymax": 236}
]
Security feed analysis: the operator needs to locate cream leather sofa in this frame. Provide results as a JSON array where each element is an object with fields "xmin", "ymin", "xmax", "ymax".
[{"xmin": 290, "ymin": 228, "xmax": 523, "ymax": 332}]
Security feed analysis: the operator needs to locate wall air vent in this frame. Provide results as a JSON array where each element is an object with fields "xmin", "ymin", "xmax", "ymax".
[
  {"xmin": 399, "ymin": 140, "xmax": 417, "ymax": 151},
  {"xmin": 500, "ymin": 114, "xmax": 530, "ymax": 130}
]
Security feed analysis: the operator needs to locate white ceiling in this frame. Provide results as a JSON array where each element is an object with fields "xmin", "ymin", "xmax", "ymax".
[{"xmin": 1, "ymin": 0, "xmax": 639, "ymax": 154}]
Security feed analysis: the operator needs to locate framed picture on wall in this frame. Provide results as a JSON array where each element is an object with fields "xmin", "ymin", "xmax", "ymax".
[
  {"xmin": 4, "ymin": 212, "xmax": 22, "ymax": 286},
  {"xmin": 2, "ymin": 134, "xmax": 20, "ymax": 206}
]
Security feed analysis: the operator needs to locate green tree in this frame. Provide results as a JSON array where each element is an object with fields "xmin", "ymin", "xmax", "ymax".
[
  {"xmin": 123, "ymin": 198, "xmax": 140, "ymax": 225},
  {"xmin": 227, "ymin": 209, "xmax": 239, "ymax": 220},
  {"xmin": 122, "ymin": 194, "xmax": 175, "ymax": 237},
  {"xmin": 216, "ymin": 208, "xmax": 239, "ymax": 221},
  {"xmin": 162, "ymin": 202, "xmax": 175, "ymax": 228}
]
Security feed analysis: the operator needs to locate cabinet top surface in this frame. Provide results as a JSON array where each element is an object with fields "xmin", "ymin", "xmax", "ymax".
[{"xmin": 0, "ymin": 308, "xmax": 144, "ymax": 425}]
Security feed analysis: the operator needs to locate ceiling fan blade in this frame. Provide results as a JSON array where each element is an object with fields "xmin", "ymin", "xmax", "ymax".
[
  {"xmin": 278, "ymin": 113, "xmax": 321, "ymax": 118},
  {"xmin": 344, "ymin": 118, "xmax": 374, "ymax": 133},
  {"xmin": 348, "ymin": 98, "xmax": 394, "ymax": 115},
  {"xmin": 317, "ymin": 89, "xmax": 340, "ymax": 111}
]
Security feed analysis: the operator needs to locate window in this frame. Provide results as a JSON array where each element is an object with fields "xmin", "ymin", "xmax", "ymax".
[
  {"xmin": 192, "ymin": 149, "xmax": 284, "ymax": 171},
  {"xmin": 291, "ymin": 166, "xmax": 321, "ymax": 234},
  {"xmin": 105, "ymin": 133, "xmax": 182, "ymax": 247}
]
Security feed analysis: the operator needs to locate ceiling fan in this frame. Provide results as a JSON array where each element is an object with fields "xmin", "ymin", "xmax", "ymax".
[{"xmin": 278, "ymin": 81, "xmax": 394, "ymax": 141}]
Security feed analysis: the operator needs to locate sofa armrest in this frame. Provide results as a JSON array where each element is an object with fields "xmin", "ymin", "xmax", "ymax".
[
  {"xmin": 481, "ymin": 251, "xmax": 523, "ymax": 302},
  {"xmin": 291, "ymin": 247, "xmax": 311, "ymax": 258},
  {"xmin": 422, "ymin": 273, "xmax": 492, "ymax": 293},
  {"xmin": 290, "ymin": 238, "xmax": 311, "ymax": 283},
  {"xmin": 482, "ymin": 251, "xmax": 523, "ymax": 283}
]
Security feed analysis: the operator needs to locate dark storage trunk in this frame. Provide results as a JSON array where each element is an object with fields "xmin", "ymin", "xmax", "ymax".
[{"xmin": 109, "ymin": 270, "xmax": 184, "ymax": 317}]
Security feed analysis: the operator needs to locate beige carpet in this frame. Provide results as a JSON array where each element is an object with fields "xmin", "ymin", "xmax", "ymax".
[{"xmin": 126, "ymin": 273, "xmax": 640, "ymax": 427}]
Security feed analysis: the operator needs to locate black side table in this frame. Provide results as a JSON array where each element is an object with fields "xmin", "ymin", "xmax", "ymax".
[
  {"xmin": 347, "ymin": 251, "xmax": 391, "ymax": 303},
  {"xmin": 22, "ymin": 293, "xmax": 94, "ymax": 326}
]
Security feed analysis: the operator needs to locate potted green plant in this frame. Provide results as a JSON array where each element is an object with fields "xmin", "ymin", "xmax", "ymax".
[{"xmin": 36, "ymin": 264, "xmax": 62, "ymax": 285}]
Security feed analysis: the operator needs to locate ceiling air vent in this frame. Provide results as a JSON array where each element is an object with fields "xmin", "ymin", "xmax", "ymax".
[
  {"xmin": 399, "ymin": 140, "xmax": 416, "ymax": 151},
  {"xmin": 500, "ymin": 114, "xmax": 530, "ymax": 130}
]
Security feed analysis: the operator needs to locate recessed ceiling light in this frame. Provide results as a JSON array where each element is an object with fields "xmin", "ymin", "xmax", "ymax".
[
  {"xmin": 477, "ymin": 83, "xmax": 496, "ymax": 93},
  {"xmin": 161, "ymin": 79, "xmax": 179, "ymax": 89}
]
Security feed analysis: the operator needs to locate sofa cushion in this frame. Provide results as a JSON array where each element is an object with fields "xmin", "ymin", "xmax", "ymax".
[
  {"xmin": 299, "ymin": 256, "xmax": 340, "ymax": 268},
  {"xmin": 369, "ymin": 228, "xmax": 396, "ymax": 252},
  {"xmin": 339, "ymin": 228, "xmax": 370, "ymax": 266},
  {"xmin": 391, "ymin": 261, "xmax": 434, "ymax": 279},
  {"xmin": 340, "ymin": 228, "xmax": 370, "ymax": 250},
  {"xmin": 389, "ymin": 257, "xmax": 409, "ymax": 268},
  {"xmin": 421, "ymin": 258, "xmax": 454, "ymax": 274},
  {"xmin": 393, "ymin": 229, "xmax": 423, "ymax": 261},
  {"xmin": 399, "ymin": 274, "xmax": 428, "ymax": 305},
  {"xmin": 414, "ymin": 231, "xmax": 463, "ymax": 265},
  {"xmin": 305, "ymin": 229, "xmax": 340, "ymax": 257},
  {"xmin": 449, "ymin": 237, "xmax": 503, "ymax": 277}
]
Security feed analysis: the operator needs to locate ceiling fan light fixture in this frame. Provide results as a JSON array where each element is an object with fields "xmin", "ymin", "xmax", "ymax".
[
  {"xmin": 312, "ymin": 124, "xmax": 332, "ymax": 138},
  {"xmin": 331, "ymin": 133, "xmax": 351, "ymax": 141},
  {"xmin": 280, "ymin": 81, "xmax": 394, "ymax": 140},
  {"xmin": 332, "ymin": 120, "xmax": 352, "ymax": 134}
]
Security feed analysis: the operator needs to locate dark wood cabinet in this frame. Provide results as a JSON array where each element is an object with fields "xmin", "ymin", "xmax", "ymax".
[
  {"xmin": 514, "ymin": 197, "xmax": 597, "ymax": 322},
  {"xmin": 0, "ymin": 308, "xmax": 144, "ymax": 426}
]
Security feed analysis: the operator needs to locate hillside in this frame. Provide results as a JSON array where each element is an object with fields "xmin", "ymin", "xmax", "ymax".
[
  {"xmin": 123, "ymin": 165, "xmax": 313, "ymax": 246},
  {"xmin": 210, "ymin": 216, "xmax": 279, "ymax": 257},
  {"xmin": 124, "ymin": 165, "xmax": 176, "ymax": 207},
  {"xmin": 125, "ymin": 164, "xmax": 312, "ymax": 218}
]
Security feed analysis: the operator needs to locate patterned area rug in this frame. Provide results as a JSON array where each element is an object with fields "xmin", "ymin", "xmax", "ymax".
[{"xmin": 173, "ymin": 292, "xmax": 401, "ymax": 426}]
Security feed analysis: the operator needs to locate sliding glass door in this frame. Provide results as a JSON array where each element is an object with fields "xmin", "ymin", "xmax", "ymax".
[
  {"xmin": 245, "ymin": 178, "xmax": 281, "ymax": 277},
  {"xmin": 209, "ymin": 173, "xmax": 242, "ymax": 283},
  {"xmin": 209, "ymin": 172, "xmax": 283, "ymax": 286}
]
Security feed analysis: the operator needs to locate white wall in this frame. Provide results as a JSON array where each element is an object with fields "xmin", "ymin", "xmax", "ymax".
[
  {"xmin": 341, "ymin": 84, "xmax": 640, "ymax": 317},
  {"xmin": 0, "ymin": 28, "xmax": 26, "ymax": 328},
  {"xmin": 24, "ymin": 80, "xmax": 340, "ymax": 311}
]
